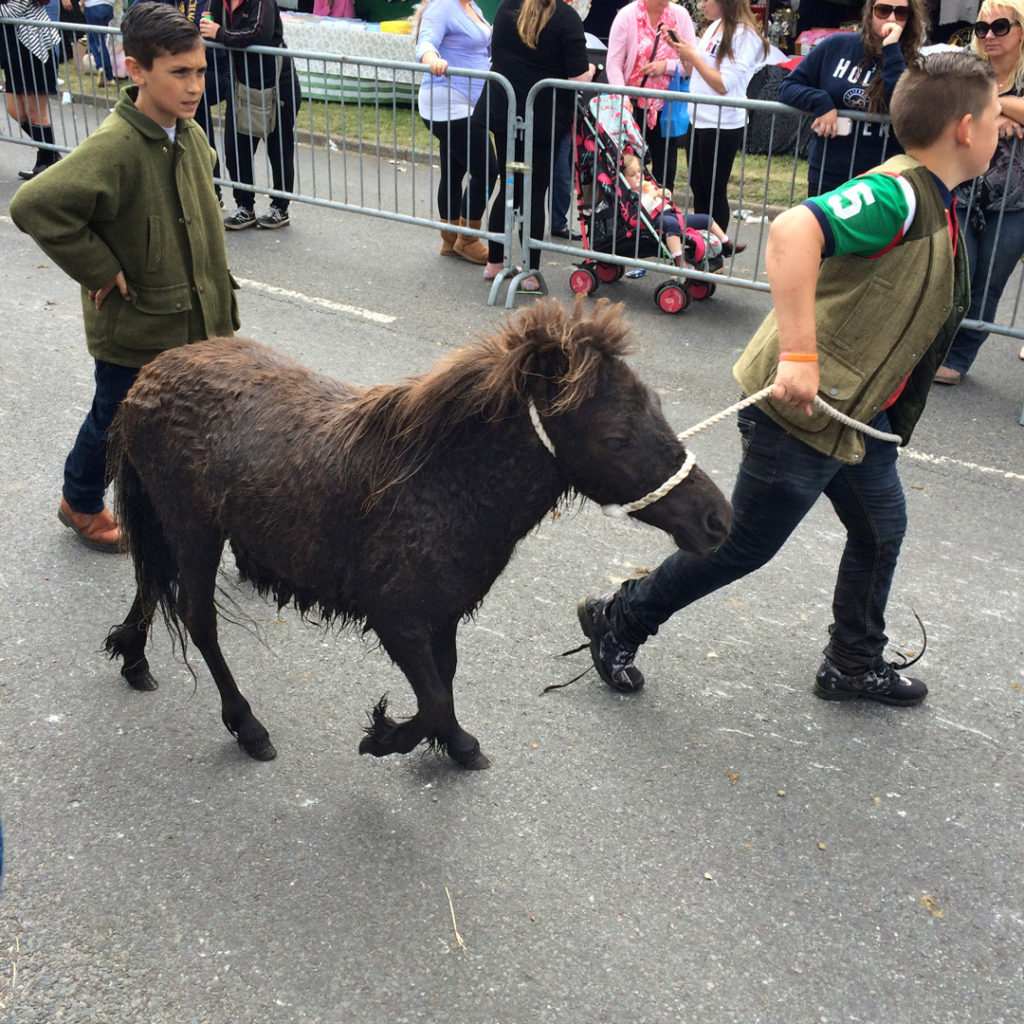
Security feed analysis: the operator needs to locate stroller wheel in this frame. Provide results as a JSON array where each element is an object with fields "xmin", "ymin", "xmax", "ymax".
[
  {"xmin": 570, "ymin": 267, "xmax": 599, "ymax": 295},
  {"xmin": 595, "ymin": 262, "xmax": 623, "ymax": 284},
  {"xmin": 655, "ymin": 281, "xmax": 690, "ymax": 314},
  {"xmin": 689, "ymin": 280, "xmax": 717, "ymax": 301}
]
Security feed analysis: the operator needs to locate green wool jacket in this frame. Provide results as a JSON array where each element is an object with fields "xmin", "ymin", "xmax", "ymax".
[
  {"xmin": 734, "ymin": 155, "xmax": 970, "ymax": 464},
  {"xmin": 10, "ymin": 87, "xmax": 239, "ymax": 368}
]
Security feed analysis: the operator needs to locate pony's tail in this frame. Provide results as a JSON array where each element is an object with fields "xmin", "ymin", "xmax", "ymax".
[{"xmin": 106, "ymin": 413, "xmax": 185, "ymax": 646}]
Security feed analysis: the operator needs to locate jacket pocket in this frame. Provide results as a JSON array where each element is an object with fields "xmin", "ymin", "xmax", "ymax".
[
  {"xmin": 108, "ymin": 283, "xmax": 194, "ymax": 352},
  {"xmin": 767, "ymin": 349, "xmax": 865, "ymax": 434}
]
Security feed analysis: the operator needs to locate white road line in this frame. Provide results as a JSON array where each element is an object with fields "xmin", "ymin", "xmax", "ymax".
[
  {"xmin": 236, "ymin": 277, "xmax": 396, "ymax": 324},
  {"xmin": 901, "ymin": 448, "xmax": 1024, "ymax": 483},
  {"xmin": 932, "ymin": 716, "xmax": 998, "ymax": 744}
]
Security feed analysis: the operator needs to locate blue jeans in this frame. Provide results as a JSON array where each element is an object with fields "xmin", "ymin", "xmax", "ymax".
[
  {"xmin": 943, "ymin": 207, "xmax": 1024, "ymax": 375},
  {"xmin": 84, "ymin": 3, "xmax": 115, "ymax": 80},
  {"xmin": 550, "ymin": 133, "xmax": 572, "ymax": 233},
  {"xmin": 610, "ymin": 405, "xmax": 907, "ymax": 674},
  {"xmin": 63, "ymin": 360, "xmax": 139, "ymax": 515}
]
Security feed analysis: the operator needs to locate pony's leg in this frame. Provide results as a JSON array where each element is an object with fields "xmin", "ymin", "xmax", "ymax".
[
  {"xmin": 104, "ymin": 588, "xmax": 158, "ymax": 691},
  {"xmin": 176, "ymin": 535, "xmax": 276, "ymax": 761},
  {"xmin": 430, "ymin": 621, "xmax": 489, "ymax": 770},
  {"xmin": 360, "ymin": 619, "xmax": 488, "ymax": 770}
]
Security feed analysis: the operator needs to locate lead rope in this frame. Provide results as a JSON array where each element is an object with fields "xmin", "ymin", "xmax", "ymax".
[{"xmin": 528, "ymin": 382, "xmax": 902, "ymax": 518}]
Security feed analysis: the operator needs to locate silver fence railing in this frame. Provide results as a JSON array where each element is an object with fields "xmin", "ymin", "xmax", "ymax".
[
  {"xmin": 2, "ymin": 16, "xmax": 1021, "ymax": 338},
  {"xmin": 525, "ymin": 76, "xmax": 1024, "ymax": 335}
]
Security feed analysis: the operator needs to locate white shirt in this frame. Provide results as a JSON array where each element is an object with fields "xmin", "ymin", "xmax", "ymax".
[{"xmin": 688, "ymin": 21, "xmax": 765, "ymax": 130}]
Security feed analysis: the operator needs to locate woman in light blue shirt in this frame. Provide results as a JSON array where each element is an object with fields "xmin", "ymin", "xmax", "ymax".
[{"xmin": 415, "ymin": 0, "xmax": 497, "ymax": 263}]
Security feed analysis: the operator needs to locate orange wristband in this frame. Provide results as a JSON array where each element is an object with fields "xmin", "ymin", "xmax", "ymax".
[{"xmin": 778, "ymin": 352, "xmax": 819, "ymax": 362}]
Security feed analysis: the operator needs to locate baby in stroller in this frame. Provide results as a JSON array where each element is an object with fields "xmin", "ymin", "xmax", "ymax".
[
  {"xmin": 621, "ymin": 152, "xmax": 746, "ymax": 269},
  {"xmin": 570, "ymin": 94, "xmax": 745, "ymax": 311}
]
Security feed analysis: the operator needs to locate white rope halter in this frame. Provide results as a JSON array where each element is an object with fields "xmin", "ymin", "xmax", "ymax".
[{"xmin": 528, "ymin": 383, "xmax": 901, "ymax": 519}]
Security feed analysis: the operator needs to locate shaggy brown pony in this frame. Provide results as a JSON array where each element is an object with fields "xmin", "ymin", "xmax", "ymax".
[{"xmin": 104, "ymin": 298, "xmax": 732, "ymax": 769}]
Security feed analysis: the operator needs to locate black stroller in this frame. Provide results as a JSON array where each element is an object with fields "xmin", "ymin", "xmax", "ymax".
[{"xmin": 567, "ymin": 94, "xmax": 722, "ymax": 314}]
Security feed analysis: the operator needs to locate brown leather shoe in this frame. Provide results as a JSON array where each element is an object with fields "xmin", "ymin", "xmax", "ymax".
[
  {"xmin": 58, "ymin": 497, "xmax": 120, "ymax": 552},
  {"xmin": 934, "ymin": 365, "xmax": 963, "ymax": 386}
]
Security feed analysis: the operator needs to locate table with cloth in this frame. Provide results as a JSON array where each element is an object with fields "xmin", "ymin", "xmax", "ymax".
[{"xmin": 281, "ymin": 13, "xmax": 418, "ymax": 103}]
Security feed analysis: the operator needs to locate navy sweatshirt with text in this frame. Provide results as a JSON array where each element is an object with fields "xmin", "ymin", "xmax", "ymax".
[{"xmin": 779, "ymin": 32, "xmax": 908, "ymax": 192}]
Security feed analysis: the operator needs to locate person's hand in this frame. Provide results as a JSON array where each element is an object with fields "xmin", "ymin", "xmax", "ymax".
[
  {"xmin": 639, "ymin": 58, "xmax": 668, "ymax": 77},
  {"xmin": 424, "ymin": 51, "xmax": 447, "ymax": 75},
  {"xmin": 89, "ymin": 271, "xmax": 129, "ymax": 310},
  {"xmin": 997, "ymin": 114, "xmax": 1023, "ymax": 140},
  {"xmin": 198, "ymin": 15, "xmax": 219, "ymax": 40},
  {"xmin": 60, "ymin": 0, "xmax": 72, "ymax": 10},
  {"xmin": 811, "ymin": 109, "xmax": 839, "ymax": 138},
  {"xmin": 879, "ymin": 19, "xmax": 904, "ymax": 44},
  {"xmin": 772, "ymin": 359, "xmax": 819, "ymax": 416},
  {"xmin": 664, "ymin": 34, "xmax": 696, "ymax": 64}
]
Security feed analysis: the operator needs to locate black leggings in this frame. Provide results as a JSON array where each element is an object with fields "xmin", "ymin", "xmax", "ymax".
[
  {"xmin": 423, "ymin": 114, "xmax": 497, "ymax": 221},
  {"xmin": 685, "ymin": 125, "xmax": 744, "ymax": 233},
  {"xmin": 484, "ymin": 120, "xmax": 554, "ymax": 271}
]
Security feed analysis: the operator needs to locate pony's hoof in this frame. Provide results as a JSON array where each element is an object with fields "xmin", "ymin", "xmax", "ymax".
[
  {"xmin": 239, "ymin": 731, "xmax": 277, "ymax": 761},
  {"xmin": 122, "ymin": 663, "xmax": 158, "ymax": 691},
  {"xmin": 450, "ymin": 743, "xmax": 490, "ymax": 770},
  {"xmin": 358, "ymin": 734, "xmax": 388, "ymax": 758}
]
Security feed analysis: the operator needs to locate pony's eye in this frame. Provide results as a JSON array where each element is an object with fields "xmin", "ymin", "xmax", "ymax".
[{"xmin": 602, "ymin": 437, "xmax": 630, "ymax": 452}]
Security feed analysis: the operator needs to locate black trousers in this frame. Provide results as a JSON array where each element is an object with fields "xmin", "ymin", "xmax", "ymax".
[
  {"xmin": 483, "ymin": 118, "xmax": 556, "ymax": 271},
  {"xmin": 224, "ymin": 69, "xmax": 301, "ymax": 213},
  {"xmin": 684, "ymin": 125, "xmax": 744, "ymax": 233}
]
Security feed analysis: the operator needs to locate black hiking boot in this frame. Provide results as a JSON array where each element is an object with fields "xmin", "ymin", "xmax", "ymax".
[
  {"xmin": 577, "ymin": 594, "xmax": 644, "ymax": 693},
  {"xmin": 813, "ymin": 656, "xmax": 928, "ymax": 707}
]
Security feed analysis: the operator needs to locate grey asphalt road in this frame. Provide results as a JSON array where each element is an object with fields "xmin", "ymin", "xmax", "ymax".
[{"xmin": 1, "ymin": 137, "xmax": 1022, "ymax": 1024}]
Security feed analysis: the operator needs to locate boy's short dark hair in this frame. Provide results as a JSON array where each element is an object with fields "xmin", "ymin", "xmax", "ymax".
[
  {"xmin": 891, "ymin": 51, "xmax": 996, "ymax": 150},
  {"xmin": 120, "ymin": 2, "xmax": 202, "ymax": 69}
]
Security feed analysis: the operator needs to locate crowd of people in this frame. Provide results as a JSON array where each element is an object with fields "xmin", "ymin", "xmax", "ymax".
[
  {"xmin": 4, "ymin": 0, "xmax": 1021, "ymax": 305},
  {"xmin": 2, "ymin": 0, "xmax": 1021, "ymax": 566}
]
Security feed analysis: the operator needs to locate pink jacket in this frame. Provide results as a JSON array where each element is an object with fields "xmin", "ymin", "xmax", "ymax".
[{"xmin": 605, "ymin": 0, "xmax": 696, "ymax": 88}]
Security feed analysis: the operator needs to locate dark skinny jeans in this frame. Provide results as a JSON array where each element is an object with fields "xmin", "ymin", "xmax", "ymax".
[
  {"xmin": 609, "ymin": 405, "xmax": 908, "ymax": 675},
  {"xmin": 63, "ymin": 360, "xmax": 140, "ymax": 514}
]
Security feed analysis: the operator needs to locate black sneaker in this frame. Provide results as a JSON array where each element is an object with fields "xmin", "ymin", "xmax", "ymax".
[
  {"xmin": 813, "ymin": 656, "xmax": 928, "ymax": 706},
  {"xmin": 224, "ymin": 207, "xmax": 256, "ymax": 230},
  {"xmin": 577, "ymin": 594, "xmax": 644, "ymax": 693},
  {"xmin": 256, "ymin": 206, "xmax": 290, "ymax": 229}
]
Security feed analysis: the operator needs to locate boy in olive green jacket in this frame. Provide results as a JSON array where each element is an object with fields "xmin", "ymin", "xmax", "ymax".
[{"xmin": 10, "ymin": 3, "xmax": 238, "ymax": 553}]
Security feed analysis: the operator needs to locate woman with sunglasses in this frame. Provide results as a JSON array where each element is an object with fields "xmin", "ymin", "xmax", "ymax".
[
  {"xmin": 935, "ymin": 0, "xmax": 1024, "ymax": 384},
  {"xmin": 778, "ymin": 0, "xmax": 928, "ymax": 195}
]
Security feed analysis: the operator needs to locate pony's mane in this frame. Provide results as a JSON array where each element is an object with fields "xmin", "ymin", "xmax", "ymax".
[{"xmin": 341, "ymin": 298, "xmax": 632, "ymax": 505}]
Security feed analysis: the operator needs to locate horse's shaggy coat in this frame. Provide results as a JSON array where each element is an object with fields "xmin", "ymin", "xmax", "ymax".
[{"xmin": 105, "ymin": 299, "xmax": 731, "ymax": 768}]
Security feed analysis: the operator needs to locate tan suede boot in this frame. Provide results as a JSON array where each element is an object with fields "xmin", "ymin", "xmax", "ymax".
[
  {"xmin": 454, "ymin": 218, "xmax": 489, "ymax": 264},
  {"xmin": 440, "ymin": 221, "xmax": 459, "ymax": 256}
]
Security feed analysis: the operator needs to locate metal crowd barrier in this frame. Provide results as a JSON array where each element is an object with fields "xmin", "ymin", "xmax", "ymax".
[{"xmin": 1, "ymin": 15, "xmax": 1021, "ymax": 340}]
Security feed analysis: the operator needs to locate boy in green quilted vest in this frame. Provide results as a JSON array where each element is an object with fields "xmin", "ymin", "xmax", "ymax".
[{"xmin": 577, "ymin": 50, "xmax": 1000, "ymax": 707}]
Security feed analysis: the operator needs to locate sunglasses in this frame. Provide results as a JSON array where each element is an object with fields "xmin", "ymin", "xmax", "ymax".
[
  {"xmin": 872, "ymin": 4, "xmax": 911, "ymax": 20},
  {"xmin": 974, "ymin": 17, "xmax": 1021, "ymax": 36}
]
